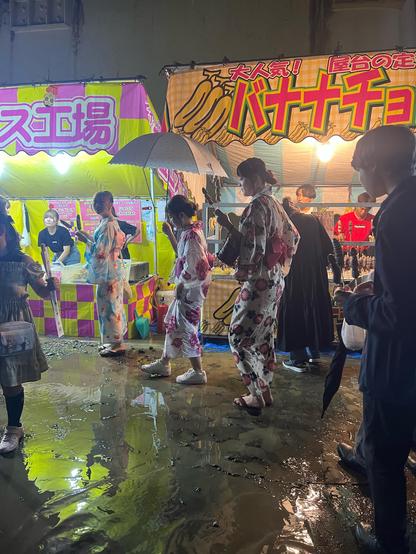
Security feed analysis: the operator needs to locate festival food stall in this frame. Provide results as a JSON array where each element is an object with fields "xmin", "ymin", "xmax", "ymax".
[
  {"xmin": 163, "ymin": 49, "xmax": 416, "ymax": 336},
  {"xmin": 0, "ymin": 80, "xmax": 175, "ymax": 338}
]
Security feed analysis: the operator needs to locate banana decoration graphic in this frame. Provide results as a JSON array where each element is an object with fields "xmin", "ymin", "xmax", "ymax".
[
  {"xmin": 288, "ymin": 122, "xmax": 310, "ymax": 143},
  {"xmin": 174, "ymin": 79, "xmax": 213, "ymax": 129},
  {"xmin": 213, "ymin": 287, "xmax": 241, "ymax": 327},
  {"xmin": 242, "ymin": 125, "xmax": 257, "ymax": 145},
  {"xmin": 201, "ymin": 95, "xmax": 233, "ymax": 140},
  {"xmin": 216, "ymin": 129, "xmax": 235, "ymax": 147},
  {"xmin": 262, "ymin": 130, "xmax": 281, "ymax": 145},
  {"xmin": 183, "ymin": 85, "xmax": 225, "ymax": 134},
  {"xmin": 174, "ymin": 71, "xmax": 233, "ymax": 144},
  {"xmin": 371, "ymin": 117, "xmax": 382, "ymax": 129},
  {"xmin": 341, "ymin": 122, "xmax": 359, "ymax": 141}
]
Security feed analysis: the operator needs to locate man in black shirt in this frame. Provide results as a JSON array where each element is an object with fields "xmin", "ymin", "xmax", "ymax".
[{"xmin": 335, "ymin": 126, "xmax": 416, "ymax": 553}]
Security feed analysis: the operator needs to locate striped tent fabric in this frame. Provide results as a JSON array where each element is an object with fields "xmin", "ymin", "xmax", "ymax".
[{"xmin": 215, "ymin": 137, "xmax": 364, "ymax": 205}]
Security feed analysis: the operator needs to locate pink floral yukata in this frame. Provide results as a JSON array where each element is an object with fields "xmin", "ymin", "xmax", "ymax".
[
  {"xmin": 87, "ymin": 217, "xmax": 126, "ymax": 345},
  {"xmin": 163, "ymin": 222, "xmax": 212, "ymax": 359},
  {"xmin": 229, "ymin": 188, "xmax": 299, "ymax": 397}
]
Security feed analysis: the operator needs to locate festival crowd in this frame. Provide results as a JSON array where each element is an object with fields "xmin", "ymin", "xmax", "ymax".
[{"xmin": 0, "ymin": 125, "xmax": 415, "ymax": 553}]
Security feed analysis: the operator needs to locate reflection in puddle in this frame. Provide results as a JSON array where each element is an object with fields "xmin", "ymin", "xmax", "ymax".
[
  {"xmin": 0, "ymin": 350, "xmax": 383, "ymax": 553},
  {"xmin": 272, "ymin": 487, "xmax": 320, "ymax": 553},
  {"xmin": 3, "ymin": 360, "xmax": 177, "ymax": 552}
]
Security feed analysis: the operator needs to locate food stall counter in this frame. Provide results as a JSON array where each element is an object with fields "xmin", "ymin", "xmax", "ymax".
[{"xmin": 28, "ymin": 276, "xmax": 157, "ymax": 339}]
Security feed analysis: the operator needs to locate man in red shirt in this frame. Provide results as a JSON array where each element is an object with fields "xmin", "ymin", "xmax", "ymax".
[{"xmin": 334, "ymin": 192, "xmax": 375, "ymax": 243}]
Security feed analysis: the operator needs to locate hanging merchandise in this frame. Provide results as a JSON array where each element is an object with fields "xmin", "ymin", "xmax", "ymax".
[
  {"xmin": 20, "ymin": 203, "xmax": 31, "ymax": 247},
  {"xmin": 141, "ymin": 200, "xmax": 155, "ymax": 242},
  {"xmin": 156, "ymin": 199, "xmax": 167, "ymax": 223}
]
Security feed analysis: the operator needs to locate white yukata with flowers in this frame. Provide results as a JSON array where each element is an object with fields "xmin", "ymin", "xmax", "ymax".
[
  {"xmin": 229, "ymin": 189, "xmax": 299, "ymax": 397},
  {"xmin": 163, "ymin": 222, "xmax": 212, "ymax": 359}
]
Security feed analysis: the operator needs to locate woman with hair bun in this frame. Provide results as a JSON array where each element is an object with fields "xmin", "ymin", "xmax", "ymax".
[
  {"xmin": 142, "ymin": 195, "xmax": 212, "ymax": 385},
  {"xmin": 217, "ymin": 158, "xmax": 299, "ymax": 414},
  {"xmin": 86, "ymin": 191, "xmax": 126, "ymax": 357}
]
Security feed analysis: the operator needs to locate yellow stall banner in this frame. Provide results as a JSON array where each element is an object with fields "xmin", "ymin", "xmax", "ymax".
[{"xmin": 165, "ymin": 50, "xmax": 416, "ymax": 146}]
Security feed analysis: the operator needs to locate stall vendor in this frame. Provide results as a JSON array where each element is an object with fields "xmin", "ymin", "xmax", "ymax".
[
  {"xmin": 111, "ymin": 208, "xmax": 140, "ymax": 260},
  {"xmin": 38, "ymin": 209, "xmax": 81, "ymax": 266},
  {"xmin": 296, "ymin": 184, "xmax": 317, "ymax": 214},
  {"xmin": 333, "ymin": 192, "xmax": 375, "ymax": 244}
]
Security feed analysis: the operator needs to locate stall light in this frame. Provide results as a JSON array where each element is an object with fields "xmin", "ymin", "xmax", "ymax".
[
  {"xmin": 316, "ymin": 142, "xmax": 335, "ymax": 163},
  {"xmin": 0, "ymin": 153, "xmax": 5, "ymax": 177},
  {"xmin": 52, "ymin": 152, "xmax": 71, "ymax": 175}
]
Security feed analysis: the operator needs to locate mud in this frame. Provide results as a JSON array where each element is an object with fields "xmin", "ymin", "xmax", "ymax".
[{"xmin": 0, "ymin": 337, "xmax": 415, "ymax": 553}]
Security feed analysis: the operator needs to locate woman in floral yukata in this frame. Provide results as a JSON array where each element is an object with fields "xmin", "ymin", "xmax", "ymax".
[
  {"xmin": 217, "ymin": 158, "xmax": 299, "ymax": 415},
  {"xmin": 86, "ymin": 191, "xmax": 127, "ymax": 358},
  {"xmin": 142, "ymin": 195, "xmax": 212, "ymax": 385}
]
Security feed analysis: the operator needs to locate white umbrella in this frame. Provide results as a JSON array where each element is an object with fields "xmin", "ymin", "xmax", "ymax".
[
  {"xmin": 110, "ymin": 132, "xmax": 227, "ymax": 177},
  {"xmin": 110, "ymin": 132, "xmax": 227, "ymax": 274}
]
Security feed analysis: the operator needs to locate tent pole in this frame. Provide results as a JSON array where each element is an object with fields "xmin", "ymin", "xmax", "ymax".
[{"xmin": 150, "ymin": 169, "xmax": 158, "ymax": 275}]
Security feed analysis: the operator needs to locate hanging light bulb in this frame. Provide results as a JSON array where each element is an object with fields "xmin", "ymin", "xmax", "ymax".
[
  {"xmin": 52, "ymin": 152, "xmax": 71, "ymax": 175},
  {"xmin": 316, "ymin": 142, "xmax": 335, "ymax": 163}
]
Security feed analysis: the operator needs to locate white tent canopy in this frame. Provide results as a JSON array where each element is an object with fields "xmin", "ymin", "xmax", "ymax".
[{"xmin": 215, "ymin": 136, "xmax": 363, "ymax": 198}]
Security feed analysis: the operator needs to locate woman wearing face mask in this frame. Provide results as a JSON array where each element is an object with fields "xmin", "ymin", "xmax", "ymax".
[
  {"xmin": 38, "ymin": 209, "xmax": 81, "ymax": 266},
  {"xmin": 0, "ymin": 197, "xmax": 57, "ymax": 453},
  {"xmin": 142, "ymin": 195, "xmax": 212, "ymax": 385},
  {"xmin": 217, "ymin": 158, "xmax": 299, "ymax": 415},
  {"xmin": 86, "ymin": 191, "xmax": 126, "ymax": 357}
]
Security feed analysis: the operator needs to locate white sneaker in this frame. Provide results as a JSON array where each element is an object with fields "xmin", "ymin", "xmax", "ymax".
[
  {"xmin": 282, "ymin": 360, "xmax": 308, "ymax": 373},
  {"xmin": 0, "ymin": 426, "xmax": 24, "ymax": 454},
  {"xmin": 141, "ymin": 359, "xmax": 172, "ymax": 377},
  {"xmin": 176, "ymin": 369, "xmax": 207, "ymax": 385}
]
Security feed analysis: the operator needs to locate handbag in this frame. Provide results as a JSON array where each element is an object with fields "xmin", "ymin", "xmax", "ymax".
[
  {"xmin": 217, "ymin": 228, "xmax": 241, "ymax": 267},
  {"xmin": 0, "ymin": 321, "xmax": 35, "ymax": 357},
  {"xmin": 201, "ymin": 187, "xmax": 241, "ymax": 268},
  {"xmin": 341, "ymin": 320, "xmax": 366, "ymax": 351}
]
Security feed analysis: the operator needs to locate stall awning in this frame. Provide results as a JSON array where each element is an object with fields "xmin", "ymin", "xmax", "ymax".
[
  {"xmin": 0, "ymin": 81, "xmax": 166, "ymax": 198},
  {"xmin": 164, "ymin": 50, "xmax": 416, "ymax": 182}
]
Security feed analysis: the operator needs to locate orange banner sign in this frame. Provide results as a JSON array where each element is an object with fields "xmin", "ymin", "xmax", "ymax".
[{"xmin": 164, "ymin": 50, "xmax": 416, "ymax": 146}]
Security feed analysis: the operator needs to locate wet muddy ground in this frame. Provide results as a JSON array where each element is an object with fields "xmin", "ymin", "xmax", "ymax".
[{"xmin": 1, "ymin": 338, "xmax": 416, "ymax": 553}]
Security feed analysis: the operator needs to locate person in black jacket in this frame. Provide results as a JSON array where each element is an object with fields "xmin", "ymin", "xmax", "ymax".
[
  {"xmin": 335, "ymin": 125, "xmax": 416, "ymax": 554},
  {"xmin": 278, "ymin": 198, "xmax": 334, "ymax": 372}
]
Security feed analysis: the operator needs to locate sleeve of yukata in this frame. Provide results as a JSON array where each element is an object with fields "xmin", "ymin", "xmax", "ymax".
[
  {"xmin": 179, "ymin": 231, "xmax": 210, "ymax": 289},
  {"xmin": 278, "ymin": 203, "xmax": 300, "ymax": 277},
  {"xmin": 24, "ymin": 255, "xmax": 45, "ymax": 286}
]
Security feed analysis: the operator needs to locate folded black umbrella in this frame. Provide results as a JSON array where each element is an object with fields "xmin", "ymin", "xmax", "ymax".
[{"xmin": 321, "ymin": 322, "xmax": 348, "ymax": 418}]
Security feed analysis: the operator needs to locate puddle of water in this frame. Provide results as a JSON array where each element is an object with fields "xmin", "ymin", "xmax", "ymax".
[{"xmin": 0, "ymin": 348, "xmax": 401, "ymax": 553}]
